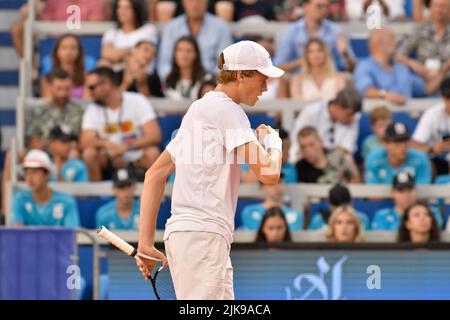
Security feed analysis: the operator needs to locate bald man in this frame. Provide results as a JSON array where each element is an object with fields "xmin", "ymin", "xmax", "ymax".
[{"xmin": 354, "ymin": 28, "xmax": 435, "ymax": 105}]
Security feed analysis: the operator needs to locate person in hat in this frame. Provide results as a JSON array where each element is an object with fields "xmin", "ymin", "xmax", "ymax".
[
  {"xmin": 365, "ymin": 121, "xmax": 432, "ymax": 184},
  {"xmin": 372, "ymin": 171, "xmax": 443, "ymax": 230},
  {"xmin": 136, "ymin": 40, "xmax": 285, "ymax": 299},
  {"xmin": 48, "ymin": 125, "xmax": 88, "ymax": 183},
  {"xmin": 10, "ymin": 149, "xmax": 80, "ymax": 227},
  {"xmin": 95, "ymin": 167, "xmax": 140, "ymax": 230},
  {"xmin": 309, "ymin": 183, "xmax": 370, "ymax": 230}
]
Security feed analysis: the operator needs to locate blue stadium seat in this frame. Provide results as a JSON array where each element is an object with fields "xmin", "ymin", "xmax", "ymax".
[
  {"xmin": 76, "ymin": 197, "xmax": 113, "ymax": 229},
  {"xmin": 157, "ymin": 114, "xmax": 183, "ymax": 149},
  {"xmin": 404, "ymin": 0, "xmax": 414, "ymax": 20},
  {"xmin": 236, "ymin": 198, "xmax": 262, "ymax": 229},
  {"xmin": 157, "ymin": 197, "xmax": 172, "ymax": 229},
  {"xmin": 350, "ymin": 39, "xmax": 369, "ymax": 59},
  {"xmin": 247, "ymin": 114, "xmax": 276, "ymax": 129}
]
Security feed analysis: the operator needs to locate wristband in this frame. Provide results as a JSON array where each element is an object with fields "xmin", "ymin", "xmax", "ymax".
[{"xmin": 263, "ymin": 133, "xmax": 282, "ymax": 153}]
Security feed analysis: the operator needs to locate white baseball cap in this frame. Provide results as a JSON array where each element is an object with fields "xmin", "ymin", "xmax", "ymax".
[
  {"xmin": 23, "ymin": 149, "xmax": 54, "ymax": 173},
  {"xmin": 222, "ymin": 41, "xmax": 285, "ymax": 78}
]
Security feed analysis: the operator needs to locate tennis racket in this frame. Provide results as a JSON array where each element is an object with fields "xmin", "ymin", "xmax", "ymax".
[{"xmin": 97, "ymin": 226, "xmax": 164, "ymax": 300}]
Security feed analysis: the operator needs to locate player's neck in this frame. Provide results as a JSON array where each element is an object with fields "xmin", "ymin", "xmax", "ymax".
[
  {"xmin": 215, "ymin": 84, "xmax": 241, "ymax": 104},
  {"xmin": 32, "ymin": 187, "xmax": 52, "ymax": 204}
]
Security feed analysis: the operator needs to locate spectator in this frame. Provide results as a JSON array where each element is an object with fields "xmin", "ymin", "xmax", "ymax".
[
  {"xmin": 290, "ymin": 38, "xmax": 348, "ymax": 101},
  {"xmin": 40, "ymin": 34, "xmax": 95, "ymax": 99},
  {"xmin": 158, "ymin": 0, "xmax": 233, "ymax": 79},
  {"xmin": 197, "ymin": 78, "xmax": 218, "ymax": 99},
  {"xmin": 118, "ymin": 40, "xmax": 164, "ymax": 97},
  {"xmin": 81, "ymin": 67, "xmax": 162, "ymax": 181},
  {"xmin": 372, "ymin": 171, "xmax": 443, "ymax": 230},
  {"xmin": 48, "ymin": 125, "xmax": 89, "ymax": 183},
  {"xmin": 241, "ymin": 128, "xmax": 297, "ymax": 183},
  {"xmin": 241, "ymin": 177, "xmax": 304, "ymax": 231},
  {"xmin": 101, "ymin": 0, "xmax": 158, "ymax": 71},
  {"xmin": 233, "ymin": 0, "xmax": 276, "ymax": 21},
  {"xmin": 295, "ymin": 127, "xmax": 361, "ymax": 183},
  {"xmin": 164, "ymin": 36, "xmax": 213, "ymax": 100},
  {"xmin": 274, "ymin": 0, "xmax": 356, "ymax": 73},
  {"xmin": 255, "ymin": 207, "xmax": 293, "ymax": 242},
  {"xmin": 10, "ymin": 150, "xmax": 80, "ymax": 227},
  {"xmin": 412, "ymin": 78, "xmax": 450, "ymax": 176},
  {"xmin": 397, "ymin": 0, "xmax": 450, "ymax": 83},
  {"xmin": 290, "ymin": 85, "xmax": 362, "ymax": 163},
  {"xmin": 326, "ymin": 206, "xmax": 365, "ymax": 243},
  {"xmin": 276, "ymin": 0, "xmax": 304, "ymax": 22},
  {"xmin": 27, "ymin": 68, "xmax": 85, "ymax": 149},
  {"xmin": 96, "ymin": 167, "xmax": 140, "ymax": 230},
  {"xmin": 362, "ymin": 106, "xmax": 392, "ymax": 160},
  {"xmin": 169, "ymin": 0, "xmax": 235, "ymax": 21},
  {"xmin": 346, "ymin": 0, "xmax": 406, "ymax": 22},
  {"xmin": 309, "ymin": 183, "xmax": 370, "ymax": 230},
  {"xmin": 11, "ymin": 0, "xmax": 106, "ymax": 57},
  {"xmin": 398, "ymin": 201, "xmax": 441, "ymax": 243},
  {"xmin": 327, "ymin": 0, "xmax": 347, "ymax": 21},
  {"xmin": 412, "ymin": 0, "xmax": 431, "ymax": 21},
  {"xmin": 354, "ymin": 28, "xmax": 434, "ymax": 106},
  {"xmin": 365, "ymin": 122, "xmax": 432, "ymax": 184}
]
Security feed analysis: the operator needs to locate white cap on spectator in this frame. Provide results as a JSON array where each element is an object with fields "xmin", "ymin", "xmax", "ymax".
[
  {"xmin": 23, "ymin": 149, "xmax": 54, "ymax": 173},
  {"xmin": 222, "ymin": 41, "xmax": 285, "ymax": 78}
]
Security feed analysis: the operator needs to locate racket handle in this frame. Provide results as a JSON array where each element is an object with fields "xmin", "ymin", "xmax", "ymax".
[{"xmin": 97, "ymin": 226, "xmax": 137, "ymax": 257}]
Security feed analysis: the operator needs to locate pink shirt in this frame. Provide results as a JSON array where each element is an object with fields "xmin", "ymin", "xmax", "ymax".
[
  {"xmin": 165, "ymin": 91, "xmax": 257, "ymax": 247},
  {"xmin": 41, "ymin": 0, "xmax": 105, "ymax": 21}
]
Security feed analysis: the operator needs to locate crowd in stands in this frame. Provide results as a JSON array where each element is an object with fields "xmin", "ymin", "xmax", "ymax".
[{"xmin": 1, "ymin": 0, "xmax": 450, "ymax": 246}]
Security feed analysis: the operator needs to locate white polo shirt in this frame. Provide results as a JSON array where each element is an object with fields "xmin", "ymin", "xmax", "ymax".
[
  {"xmin": 289, "ymin": 100, "xmax": 360, "ymax": 163},
  {"xmin": 412, "ymin": 102, "xmax": 450, "ymax": 148},
  {"xmin": 164, "ymin": 91, "xmax": 257, "ymax": 247}
]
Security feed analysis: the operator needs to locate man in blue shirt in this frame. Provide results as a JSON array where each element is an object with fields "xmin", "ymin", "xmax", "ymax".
[
  {"xmin": 240, "ymin": 177, "xmax": 304, "ymax": 231},
  {"xmin": 354, "ymin": 28, "xmax": 429, "ymax": 105},
  {"xmin": 96, "ymin": 167, "xmax": 140, "ymax": 230},
  {"xmin": 48, "ymin": 125, "xmax": 89, "ymax": 183},
  {"xmin": 309, "ymin": 183, "xmax": 371, "ymax": 230},
  {"xmin": 274, "ymin": 0, "xmax": 356, "ymax": 73},
  {"xmin": 157, "ymin": 0, "xmax": 233, "ymax": 79},
  {"xmin": 372, "ymin": 171, "xmax": 443, "ymax": 230},
  {"xmin": 365, "ymin": 122, "xmax": 432, "ymax": 184},
  {"xmin": 11, "ymin": 149, "xmax": 80, "ymax": 227}
]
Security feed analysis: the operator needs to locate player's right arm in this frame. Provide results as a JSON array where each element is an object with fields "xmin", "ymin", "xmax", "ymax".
[
  {"xmin": 237, "ymin": 125, "xmax": 282, "ymax": 185},
  {"xmin": 136, "ymin": 150, "xmax": 174, "ymax": 275}
]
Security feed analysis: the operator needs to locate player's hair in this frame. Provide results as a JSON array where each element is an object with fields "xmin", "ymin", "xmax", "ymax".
[
  {"xmin": 297, "ymin": 126, "xmax": 320, "ymax": 140},
  {"xmin": 326, "ymin": 206, "xmax": 365, "ymax": 243},
  {"xmin": 369, "ymin": 105, "xmax": 392, "ymax": 125},
  {"xmin": 398, "ymin": 201, "xmax": 441, "ymax": 243},
  {"xmin": 255, "ymin": 207, "xmax": 292, "ymax": 243},
  {"xmin": 216, "ymin": 53, "xmax": 258, "ymax": 84}
]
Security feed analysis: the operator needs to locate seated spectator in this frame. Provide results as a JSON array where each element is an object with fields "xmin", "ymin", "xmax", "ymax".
[
  {"xmin": 96, "ymin": 167, "xmax": 140, "ymax": 230},
  {"xmin": 233, "ymin": 0, "xmax": 276, "ymax": 21},
  {"xmin": 158, "ymin": 0, "xmax": 233, "ymax": 79},
  {"xmin": 412, "ymin": 78, "xmax": 450, "ymax": 177},
  {"xmin": 242, "ymin": 128, "xmax": 297, "ymax": 184},
  {"xmin": 81, "ymin": 67, "xmax": 162, "ymax": 181},
  {"xmin": 290, "ymin": 38, "xmax": 347, "ymax": 101},
  {"xmin": 11, "ymin": 0, "xmax": 105, "ymax": 57},
  {"xmin": 412, "ymin": 0, "xmax": 431, "ymax": 21},
  {"xmin": 326, "ymin": 206, "xmax": 365, "ymax": 243},
  {"xmin": 197, "ymin": 78, "xmax": 218, "ymax": 99},
  {"xmin": 40, "ymin": 34, "xmax": 95, "ymax": 99},
  {"xmin": 346, "ymin": 0, "xmax": 406, "ymax": 22},
  {"xmin": 397, "ymin": 0, "xmax": 450, "ymax": 83},
  {"xmin": 10, "ymin": 150, "xmax": 80, "ymax": 227},
  {"xmin": 398, "ymin": 201, "xmax": 441, "ymax": 243},
  {"xmin": 48, "ymin": 125, "xmax": 89, "ymax": 183},
  {"xmin": 169, "ymin": 0, "xmax": 235, "ymax": 21},
  {"xmin": 255, "ymin": 207, "xmax": 293, "ymax": 243},
  {"xmin": 276, "ymin": 0, "xmax": 304, "ymax": 22},
  {"xmin": 309, "ymin": 183, "xmax": 370, "ymax": 230},
  {"xmin": 366, "ymin": 122, "xmax": 432, "ymax": 184},
  {"xmin": 295, "ymin": 127, "xmax": 361, "ymax": 183},
  {"xmin": 274, "ymin": 0, "xmax": 356, "ymax": 73},
  {"xmin": 164, "ymin": 36, "xmax": 213, "ymax": 100},
  {"xmin": 290, "ymin": 85, "xmax": 362, "ymax": 163},
  {"xmin": 241, "ymin": 177, "xmax": 304, "ymax": 231},
  {"xmin": 354, "ymin": 28, "xmax": 434, "ymax": 106},
  {"xmin": 101, "ymin": 0, "xmax": 158, "ymax": 71},
  {"xmin": 362, "ymin": 106, "xmax": 392, "ymax": 160},
  {"xmin": 118, "ymin": 40, "xmax": 164, "ymax": 97},
  {"xmin": 372, "ymin": 171, "xmax": 443, "ymax": 230},
  {"xmin": 327, "ymin": 0, "xmax": 347, "ymax": 21}
]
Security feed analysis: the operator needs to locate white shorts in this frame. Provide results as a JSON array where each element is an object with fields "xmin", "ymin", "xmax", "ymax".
[{"xmin": 164, "ymin": 231, "xmax": 234, "ymax": 300}]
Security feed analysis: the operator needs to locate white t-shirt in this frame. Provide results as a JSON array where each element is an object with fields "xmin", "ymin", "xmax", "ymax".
[
  {"xmin": 82, "ymin": 91, "xmax": 157, "ymax": 162},
  {"xmin": 102, "ymin": 23, "xmax": 158, "ymax": 49},
  {"xmin": 164, "ymin": 91, "xmax": 257, "ymax": 247},
  {"xmin": 346, "ymin": 0, "xmax": 405, "ymax": 21},
  {"xmin": 412, "ymin": 102, "xmax": 450, "ymax": 147},
  {"xmin": 289, "ymin": 101, "xmax": 360, "ymax": 163}
]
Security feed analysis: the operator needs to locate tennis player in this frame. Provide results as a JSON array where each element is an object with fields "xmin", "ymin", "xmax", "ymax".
[{"xmin": 136, "ymin": 40, "xmax": 285, "ymax": 299}]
